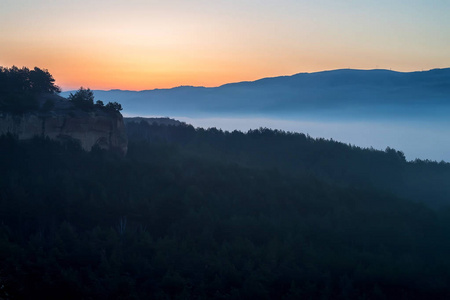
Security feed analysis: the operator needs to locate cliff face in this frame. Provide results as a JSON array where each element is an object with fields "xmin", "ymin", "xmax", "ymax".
[{"xmin": 0, "ymin": 95, "xmax": 128, "ymax": 155}]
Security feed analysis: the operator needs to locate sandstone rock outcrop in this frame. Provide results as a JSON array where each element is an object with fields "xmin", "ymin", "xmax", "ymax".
[{"xmin": 0, "ymin": 94, "xmax": 128, "ymax": 155}]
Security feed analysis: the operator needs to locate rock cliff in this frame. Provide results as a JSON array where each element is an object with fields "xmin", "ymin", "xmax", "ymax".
[{"xmin": 0, "ymin": 94, "xmax": 128, "ymax": 155}]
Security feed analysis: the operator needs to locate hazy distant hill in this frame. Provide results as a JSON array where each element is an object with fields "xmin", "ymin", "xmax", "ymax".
[
  {"xmin": 61, "ymin": 68, "xmax": 450, "ymax": 119},
  {"xmin": 123, "ymin": 116, "xmax": 184, "ymax": 126}
]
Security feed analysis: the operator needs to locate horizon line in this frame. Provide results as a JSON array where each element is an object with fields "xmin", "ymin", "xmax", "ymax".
[{"xmin": 60, "ymin": 67, "xmax": 450, "ymax": 93}]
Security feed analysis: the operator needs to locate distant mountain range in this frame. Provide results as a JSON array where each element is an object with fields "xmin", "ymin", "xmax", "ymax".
[{"xmin": 61, "ymin": 68, "xmax": 450, "ymax": 120}]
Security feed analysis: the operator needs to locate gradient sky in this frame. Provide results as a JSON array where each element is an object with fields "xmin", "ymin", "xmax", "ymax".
[{"xmin": 1, "ymin": 0, "xmax": 449, "ymax": 91}]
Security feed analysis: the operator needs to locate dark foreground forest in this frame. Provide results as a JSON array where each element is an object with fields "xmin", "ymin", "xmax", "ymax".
[{"xmin": 2, "ymin": 122, "xmax": 450, "ymax": 299}]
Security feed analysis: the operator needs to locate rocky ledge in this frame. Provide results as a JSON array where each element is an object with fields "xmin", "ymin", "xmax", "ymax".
[{"xmin": 0, "ymin": 94, "xmax": 128, "ymax": 155}]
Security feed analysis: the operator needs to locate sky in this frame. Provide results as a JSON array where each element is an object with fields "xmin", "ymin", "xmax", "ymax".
[{"xmin": 1, "ymin": 0, "xmax": 449, "ymax": 91}]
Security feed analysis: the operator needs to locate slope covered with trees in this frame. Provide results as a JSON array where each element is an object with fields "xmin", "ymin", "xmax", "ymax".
[
  {"xmin": 1, "ymin": 129, "xmax": 450, "ymax": 299},
  {"xmin": 126, "ymin": 121, "xmax": 450, "ymax": 208}
]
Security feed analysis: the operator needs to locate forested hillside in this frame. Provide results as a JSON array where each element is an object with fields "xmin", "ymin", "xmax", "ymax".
[
  {"xmin": 1, "ymin": 130, "xmax": 450, "ymax": 299},
  {"xmin": 126, "ymin": 121, "xmax": 450, "ymax": 208}
]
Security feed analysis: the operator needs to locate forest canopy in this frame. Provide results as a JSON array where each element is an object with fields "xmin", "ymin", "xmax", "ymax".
[{"xmin": 1, "ymin": 133, "xmax": 450, "ymax": 299}]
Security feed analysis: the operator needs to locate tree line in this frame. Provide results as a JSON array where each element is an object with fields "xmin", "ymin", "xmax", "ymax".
[{"xmin": 126, "ymin": 121, "xmax": 450, "ymax": 208}]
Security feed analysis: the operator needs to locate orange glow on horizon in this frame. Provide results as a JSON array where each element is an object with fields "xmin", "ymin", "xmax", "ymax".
[
  {"xmin": 2, "ymin": 49, "xmax": 446, "ymax": 92},
  {"xmin": 2, "ymin": 32, "xmax": 448, "ymax": 91},
  {"xmin": 2, "ymin": 18, "xmax": 446, "ymax": 92},
  {"xmin": 1, "ymin": 0, "xmax": 449, "ymax": 91}
]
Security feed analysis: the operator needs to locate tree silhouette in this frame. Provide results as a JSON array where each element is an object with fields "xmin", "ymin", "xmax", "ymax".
[
  {"xmin": 0, "ymin": 66, "xmax": 60, "ymax": 94},
  {"xmin": 105, "ymin": 101, "xmax": 122, "ymax": 112},
  {"xmin": 29, "ymin": 67, "xmax": 61, "ymax": 94},
  {"xmin": 68, "ymin": 87, "xmax": 95, "ymax": 110},
  {"xmin": 0, "ymin": 66, "xmax": 60, "ymax": 112}
]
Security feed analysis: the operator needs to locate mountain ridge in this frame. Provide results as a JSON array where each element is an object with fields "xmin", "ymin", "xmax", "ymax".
[
  {"xmin": 60, "ymin": 68, "xmax": 450, "ymax": 119},
  {"xmin": 62, "ymin": 68, "xmax": 450, "ymax": 93}
]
